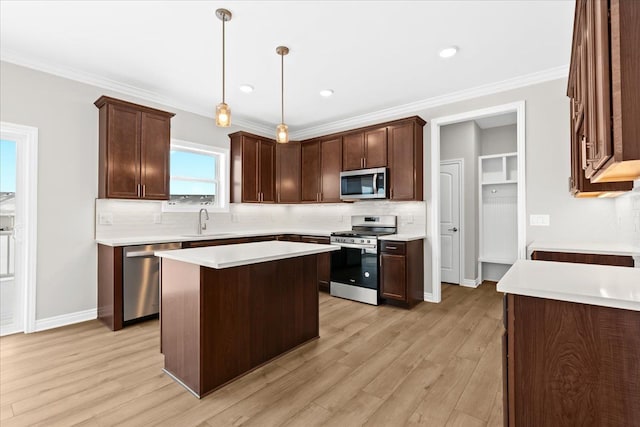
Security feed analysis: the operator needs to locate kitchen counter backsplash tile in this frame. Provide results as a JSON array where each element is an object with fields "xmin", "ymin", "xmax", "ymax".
[{"xmin": 95, "ymin": 199, "xmax": 427, "ymax": 240}]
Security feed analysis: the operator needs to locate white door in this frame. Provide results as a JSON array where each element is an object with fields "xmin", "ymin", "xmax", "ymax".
[
  {"xmin": 1, "ymin": 138, "xmax": 21, "ymax": 335},
  {"xmin": 440, "ymin": 162, "xmax": 461, "ymax": 284}
]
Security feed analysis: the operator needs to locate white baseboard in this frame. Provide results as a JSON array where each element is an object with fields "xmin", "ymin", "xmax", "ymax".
[
  {"xmin": 460, "ymin": 277, "xmax": 481, "ymax": 288},
  {"xmin": 423, "ymin": 292, "xmax": 440, "ymax": 303},
  {"xmin": 35, "ymin": 308, "xmax": 97, "ymax": 332}
]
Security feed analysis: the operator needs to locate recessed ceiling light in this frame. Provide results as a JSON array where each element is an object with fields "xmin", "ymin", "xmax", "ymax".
[
  {"xmin": 320, "ymin": 89, "xmax": 334, "ymax": 97},
  {"xmin": 439, "ymin": 46, "xmax": 458, "ymax": 58},
  {"xmin": 239, "ymin": 84, "xmax": 254, "ymax": 93}
]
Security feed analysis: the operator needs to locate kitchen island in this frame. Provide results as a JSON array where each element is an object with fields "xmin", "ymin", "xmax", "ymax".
[
  {"xmin": 498, "ymin": 260, "xmax": 640, "ymax": 426},
  {"xmin": 155, "ymin": 240, "xmax": 339, "ymax": 398}
]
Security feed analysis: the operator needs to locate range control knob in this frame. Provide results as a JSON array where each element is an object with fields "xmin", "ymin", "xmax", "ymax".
[
  {"xmin": 349, "ymin": 238, "xmax": 355, "ymax": 243},
  {"xmin": 360, "ymin": 239, "xmax": 365, "ymax": 243}
]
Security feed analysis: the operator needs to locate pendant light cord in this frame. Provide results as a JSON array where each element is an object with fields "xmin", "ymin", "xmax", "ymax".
[
  {"xmin": 222, "ymin": 15, "xmax": 226, "ymax": 103},
  {"xmin": 281, "ymin": 52, "xmax": 284, "ymax": 123}
]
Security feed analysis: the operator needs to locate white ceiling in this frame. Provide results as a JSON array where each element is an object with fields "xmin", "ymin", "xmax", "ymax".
[{"xmin": 0, "ymin": 1, "xmax": 574, "ymax": 134}]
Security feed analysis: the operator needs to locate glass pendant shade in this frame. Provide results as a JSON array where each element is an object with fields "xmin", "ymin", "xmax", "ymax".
[
  {"xmin": 215, "ymin": 102, "xmax": 231, "ymax": 127},
  {"xmin": 276, "ymin": 123, "xmax": 289, "ymax": 143}
]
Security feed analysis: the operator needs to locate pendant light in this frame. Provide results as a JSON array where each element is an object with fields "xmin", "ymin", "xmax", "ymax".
[
  {"xmin": 276, "ymin": 46, "xmax": 290, "ymax": 143},
  {"xmin": 215, "ymin": 8, "xmax": 232, "ymax": 127}
]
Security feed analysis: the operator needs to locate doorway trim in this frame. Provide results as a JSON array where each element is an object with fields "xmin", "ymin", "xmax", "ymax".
[
  {"xmin": 439, "ymin": 158, "xmax": 464, "ymax": 287},
  {"xmin": 429, "ymin": 101, "xmax": 526, "ymax": 303},
  {"xmin": 1, "ymin": 121, "xmax": 38, "ymax": 333}
]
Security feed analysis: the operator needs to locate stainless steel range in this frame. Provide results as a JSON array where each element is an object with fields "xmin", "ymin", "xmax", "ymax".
[{"xmin": 329, "ymin": 215, "xmax": 397, "ymax": 305}]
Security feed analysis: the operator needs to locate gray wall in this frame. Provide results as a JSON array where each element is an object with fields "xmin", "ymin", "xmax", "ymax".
[
  {"xmin": 0, "ymin": 61, "xmax": 253, "ymax": 320},
  {"xmin": 440, "ymin": 121, "xmax": 480, "ymax": 282},
  {"xmin": 480, "ymin": 124, "xmax": 517, "ymax": 156}
]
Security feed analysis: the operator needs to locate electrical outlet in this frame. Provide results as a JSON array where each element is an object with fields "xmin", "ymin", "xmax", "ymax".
[
  {"xmin": 153, "ymin": 213, "xmax": 162, "ymax": 224},
  {"xmin": 530, "ymin": 214, "xmax": 550, "ymax": 226},
  {"xmin": 98, "ymin": 213, "xmax": 113, "ymax": 225},
  {"xmin": 405, "ymin": 215, "xmax": 414, "ymax": 224}
]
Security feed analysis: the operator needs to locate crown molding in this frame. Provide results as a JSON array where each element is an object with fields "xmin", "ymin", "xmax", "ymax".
[
  {"xmin": 289, "ymin": 65, "xmax": 568, "ymax": 140},
  {"xmin": 2, "ymin": 49, "xmax": 567, "ymax": 140},
  {"xmin": 0, "ymin": 49, "xmax": 274, "ymax": 136}
]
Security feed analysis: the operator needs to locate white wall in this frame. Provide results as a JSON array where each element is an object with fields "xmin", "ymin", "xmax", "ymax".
[
  {"xmin": 480, "ymin": 124, "xmax": 517, "ymax": 156},
  {"xmin": 440, "ymin": 121, "xmax": 480, "ymax": 282}
]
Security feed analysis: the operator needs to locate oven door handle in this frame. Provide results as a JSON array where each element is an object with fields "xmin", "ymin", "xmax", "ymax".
[{"xmin": 331, "ymin": 242, "xmax": 377, "ymax": 250}]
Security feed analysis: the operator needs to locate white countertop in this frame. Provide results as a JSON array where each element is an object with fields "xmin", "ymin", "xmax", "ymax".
[
  {"xmin": 528, "ymin": 241, "xmax": 640, "ymax": 257},
  {"xmin": 95, "ymin": 229, "xmax": 335, "ymax": 247},
  {"xmin": 497, "ymin": 260, "xmax": 640, "ymax": 311},
  {"xmin": 155, "ymin": 240, "xmax": 340, "ymax": 269},
  {"xmin": 379, "ymin": 233, "xmax": 425, "ymax": 242}
]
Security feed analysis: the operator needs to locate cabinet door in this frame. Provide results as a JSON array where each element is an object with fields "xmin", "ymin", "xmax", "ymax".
[
  {"xmin": 388, "ymin": 122, "xmax": 418, "ymax": 200},
  {"xmin": 320, "ymin": 137, "xmax": 342, "ymax": 202},
  {"xmin": 380, "ymin": 253, "xmax": 407, "ymax": 301},
  {"xmin": 342, "ymin": 132, "xmax": 364, "ymax": 171},
  {"xmin": 242, "ymin": 136, "xmax": 260, "ymax": 203},
  {"xmin": 259, "ymin": 140, "xmax": 275, "ymax": 203},
  {"xmin": 301, "ymin": 140, "xmax": 321, "ymax": 202},
  {"xmin": 140, "ymin": 112, "xmax": 171, "ymax": 200},
  {"xmin": 364, "ymin": 127, "xmax": 387, "ymax": 168},
  {"xmin": 106, "ymin": 104, "xmax": 141, "ymax": 198},
  {"xmin": 276, "ymin": 142, "xmax": 301, "ymax": 203}
]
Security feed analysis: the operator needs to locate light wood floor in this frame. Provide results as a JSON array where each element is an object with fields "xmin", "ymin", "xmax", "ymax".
[{"xmin": 0, "ymin": 283, "xmax": 504, "ymax": 427}]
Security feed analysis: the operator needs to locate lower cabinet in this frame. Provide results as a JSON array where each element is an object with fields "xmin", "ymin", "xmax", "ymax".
[
  {"xmin": 503, "ymin": 293, "xmax": 640, "ymax": 426},
  {"xmin": 530, "ymin": 250, "xmax": 634, "ymax": 267},
  {"xmin": 380, "ymin": 239, "xmax": 423, "ymax": 307},
  {"xmin": 300, "ymin": 236, "xmax": 331, "ymax": 292}
]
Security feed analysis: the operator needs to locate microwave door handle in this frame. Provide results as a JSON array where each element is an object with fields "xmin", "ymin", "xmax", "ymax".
[{"xmin": 372, "ymin": 173, "xmax": 378, "ymax": 194}]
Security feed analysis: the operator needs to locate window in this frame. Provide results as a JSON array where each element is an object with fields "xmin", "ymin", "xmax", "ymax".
[{"xmin": 162, "ymin": 139, "xmax": 229, "ymax": 212}]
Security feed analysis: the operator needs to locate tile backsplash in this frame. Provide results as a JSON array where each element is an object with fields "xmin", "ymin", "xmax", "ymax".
[{"xmin": 95, "ymin": 199, "xmax": 427, "ymax": 239}]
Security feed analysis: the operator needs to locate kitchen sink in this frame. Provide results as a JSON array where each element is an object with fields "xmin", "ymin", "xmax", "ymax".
[{"xmin": 180, "ymin": 233, "xmax": 235, "ymax": 238}]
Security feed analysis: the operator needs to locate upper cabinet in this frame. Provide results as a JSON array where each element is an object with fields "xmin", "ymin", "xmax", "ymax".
[
  {"xmin": 276, "ymin": 141, "xmax": 301, "ymax": 203},
  {"xmin": 342, "ymin": 127, "xmax": 387, "ymax": 171},
  {"xmin": 300, "ymin": 137, "xmax": 343, "ymax": 203},
  {"xmin": 230, "ymin": 132, "xmax": 276, "ymax": 203},
  {"xmin": 387, "ymin": 117, "xmax": 425, "ymax": 201},
  {"xmin": 567, "ymin": 0, "xmax": 639, "ymax": 194},
  {"xmin": 95, "ymin": 96, "xmax": 175, "ymax": 200}
]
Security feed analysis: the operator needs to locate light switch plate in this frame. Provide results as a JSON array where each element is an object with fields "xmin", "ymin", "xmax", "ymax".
[
  {"xmin": 98, "ymin": 213, "xmax": 113, "ymax": 225},
  {"xmin": 530, "ymin": 214, "xmax": 550, "ymax": 226}
]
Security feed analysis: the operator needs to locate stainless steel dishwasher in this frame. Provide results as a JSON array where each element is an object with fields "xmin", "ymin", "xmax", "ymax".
[{"xmin": 123, "ymin": 242, "xmax": 181, "ymax": 323}]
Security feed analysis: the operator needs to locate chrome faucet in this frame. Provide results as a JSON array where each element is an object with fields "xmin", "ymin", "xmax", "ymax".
[{"xmin": 198, "ymin": 208, "xmax": 210, "ymax": 235}]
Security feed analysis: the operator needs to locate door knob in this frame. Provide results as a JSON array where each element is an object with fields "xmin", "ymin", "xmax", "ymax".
[{"xmin": 448, "ymin": 227, "xmax": 458, "ymax": 232}]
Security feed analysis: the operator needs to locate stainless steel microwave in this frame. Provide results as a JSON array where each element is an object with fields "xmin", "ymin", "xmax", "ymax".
[{"xmin": 340, "ymin": 167, "xmax": 388, "ymax": 200}]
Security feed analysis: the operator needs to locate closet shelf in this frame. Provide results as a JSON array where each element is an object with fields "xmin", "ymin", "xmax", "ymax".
[
  {"xmin": 482, "ymin": 180, "xmax": 517, "ymax": 185},
  {"xmin": 479, "ymin": 256, "xmax": 516, "ymax": 265}
]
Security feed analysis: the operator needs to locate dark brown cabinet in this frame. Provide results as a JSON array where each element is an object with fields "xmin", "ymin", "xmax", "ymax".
[
  {"xmin": 567, "ymin": 0, "xmax": 638, "ymax": 194},
  {"xmin": 300, "ymin": 137, "xmax": 342, "ymax": 203},
  {"xmin": 531, "ymin": 250, "xmax": 634, "ymax": 267},
  {"xmin": 95, "ymin": 96, "xmax": 174, "ymax": 200},
  {"xmin": 503, "ymin": 293, "xmax": 640, "ymax": 426},
  {"xmin": 387, "ymin": 117, "xmax": 425, "ymax": 201},
  {"xmin": 276, "ymin": 141, "xmax": 301, "ymax": 203},
  {"xmin": 342, "ymin": 127, "xmax": 387, "ymax": 171},
  {"xmin": 300, "ymin": 236, "xmax": 331, "ymax": 292},
  {"xmin": 230, "ymin": 132, "xmax": 276, "ymax": 203},
  {"xmin": 380, "ymin": 239, "xmax": 423, "ymax": 308}
]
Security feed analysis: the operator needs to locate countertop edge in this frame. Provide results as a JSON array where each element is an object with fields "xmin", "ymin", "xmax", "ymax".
[{"xmin": 527, "ymin": 241, "xmax": 640, "ymax": 257}]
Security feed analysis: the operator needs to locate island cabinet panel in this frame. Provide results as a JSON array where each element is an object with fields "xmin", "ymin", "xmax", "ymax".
[
  {"xmin": 161, "ymin": 255, "xmax": 320, "ymax": 398},
  {"xmin": 300, "ymin": 235, "xmax": 331, "ymax": 292},
  {"xmin": 504, "ymin": 294, "xmax": 640, "ymax": 426}
]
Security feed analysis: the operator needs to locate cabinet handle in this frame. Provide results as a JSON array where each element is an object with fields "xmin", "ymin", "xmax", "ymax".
[
  {"xmin": 581, "ymin": 137, "xmax": 588, "ymax": 170},
  {"xmin": 278, "ymin": 192, "xmax": 280, "ymax": 203},
  {"xmin": 364, "ymin": 158, "xmax": 366, "ymax": 168},
  {"xmin": 142, "ymin": 184, "xmax": 146, "ymax": 198},
  {"xmin": 136, "ymin": 184, "xmax": 141, "ymax": 197},
  {"xmin": 386, "ymin": 246, "xmax": 397, "ymax": 250}
]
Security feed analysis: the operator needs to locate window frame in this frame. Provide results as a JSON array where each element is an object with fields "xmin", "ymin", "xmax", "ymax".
[{"xmin": 162, "ymin": 138, "xmax": 229, "ymax": 213}]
